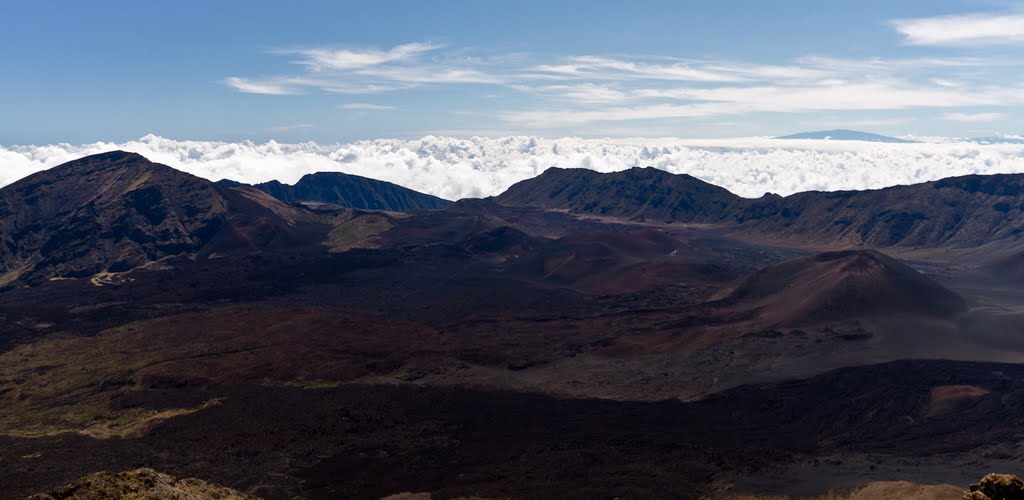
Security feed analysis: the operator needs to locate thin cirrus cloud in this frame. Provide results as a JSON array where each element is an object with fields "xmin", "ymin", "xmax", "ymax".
[
  {"xmin": 223, "ymin": 76, "xmax": 298, "ymax": 95},
  {"xmin": 341, "ymin": 103, "xmax": 396, "ymax": 111},
  {"xmin": 531, "ymin": 56, "xmax": 749, "ymax": 83},
  {"xmin": 354, "ymin": 66, "xmax": 501, "ymax": 84},
  {"xmin": 892, "ymin": 12, "xmax": 1024, "ymax": 46},
  {"xmin": 630, "ymin": 82, "xmax": 1009, "ymax": 109},
  {"xmin": 530, "ymin": 56, "xmax": 843, "ymax": 84},
  {"xmin": 221, "ymin": 9, "xmax": 1024, "ymax": 130},
  {"xmin": 286, "ymin": 42, "xmax": 442, "ymax": 71},
  {"xmin": 503, "ymin": 82, "xmax": 1024, "ymax": 127},
  {"xmin": 224, "ymin": 41, "xmax": 500, "ymax": 95},
  {"xmin": 269, "ymin": 123, "xmax": 314, "ymax": 132},
  {"xmin": 521, "ymin": 84, "xmax": 632, "ymax": 104},
  {"xmin": 940, "ymin": 112, "xmax": 1007, "ymax": 123}
]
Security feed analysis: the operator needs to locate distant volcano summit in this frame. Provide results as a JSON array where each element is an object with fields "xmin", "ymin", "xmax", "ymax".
[
  {"xmin": 776, "ymin": 129, "xmax": 917, "ymax": 143},
  {"xmin": 220, "ymin": 172, "xmax": 451, "ymax": 212}
]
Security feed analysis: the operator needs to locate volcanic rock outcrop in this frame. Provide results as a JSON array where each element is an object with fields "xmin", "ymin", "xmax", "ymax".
[{"xmin": 27, "ymin": 468, "xmax": 257, "ymax": 499}]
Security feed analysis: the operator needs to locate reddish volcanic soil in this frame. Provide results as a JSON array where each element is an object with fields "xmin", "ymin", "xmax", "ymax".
[
  {"xmin": 4, "ymin": 361, "xmax": 1024, "ymax": 499},
  {"xmin": 712, "ymin": 249, "xmax": 966, "ymax": 326},
  {"xmin": 6, "ymin": 156, "xmax": 1024, "ymax": 498}
]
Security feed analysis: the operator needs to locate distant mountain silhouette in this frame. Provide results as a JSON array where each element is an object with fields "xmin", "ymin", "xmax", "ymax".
[
  {"xmin": 496, "ymin": 167, "xmax": 1024, "ymax": 248},
  {"xmin": 496, "ymin": 167, "xmax": 742, "ymax": 223},
  {"xmin": 220, "ymin": 171, "xmax": 450, "ymax": 211},
  {"xmin": 776, "ymin": 129, "xmax": 917, "ymax": 143}
]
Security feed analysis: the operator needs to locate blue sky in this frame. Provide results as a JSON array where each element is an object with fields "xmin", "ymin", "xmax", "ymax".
[{"xmin": 2, "ymin": 0, "xmax": 1024, "ymax": 144}]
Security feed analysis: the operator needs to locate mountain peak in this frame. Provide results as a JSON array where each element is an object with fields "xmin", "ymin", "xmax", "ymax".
[
  {"xmin": 86, "ymin": 150, "xmax": 147, "ymax": 162},
  {"xmin": 26, "ymin": 150, "xmax": 187, "ymax": 186},
  {"xmin": 497, "ymin": 166, "xmax": 740, "ymax": 223},
  {"xmin": 54, "ymin": 150, "xmax": 157, "ymax": 172},
  {"xmin": 232, "ymin": 171, "xmax": 450, "ymax": 211},
  {"xmin": 776, "ymin": 129, "xmax": 917, "ymax": 143},
  {"xmin": 0, "ymin": 152, "xmax": 302, "ymax": 285},
  {"xmin": 498, "ymin": 167, "xmax": 1024, "ymax": 248}
]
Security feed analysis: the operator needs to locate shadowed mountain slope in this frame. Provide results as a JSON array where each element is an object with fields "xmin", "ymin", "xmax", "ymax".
[
  {"xmin": 496, "ymin": 167, "xmax": 742, "ymax": 223},
  {"xmin": 733, "ymin": 174, "xmax": 1024, "ymax": 247},
  {"xmin": 223, "ymin": 171, "xmax": 451, "ymax": 211},
  {"xmin": 496, "ymin": 167, "xmax": 1024, "ymax": 248},
  {"xmin": 0, "ymin": 151, "xmax": 315, "ymax": 286}
]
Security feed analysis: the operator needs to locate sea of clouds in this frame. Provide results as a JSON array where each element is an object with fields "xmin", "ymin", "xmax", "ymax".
[{"xmin": 3, "ymin": 134, "xmax": 1024, "ymax": 200}]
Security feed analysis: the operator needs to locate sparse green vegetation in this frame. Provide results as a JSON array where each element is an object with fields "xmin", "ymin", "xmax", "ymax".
[
  {"xmin": 0, "ymin": 324, "xmax": 226, "ymax": 438},
  {"xmin": 326, "ymin": 213, "xmax": 394, "ymax": 251},
  {"xmin": 261, "ymin": 378, "xmax": 342, "ymax": 389}
]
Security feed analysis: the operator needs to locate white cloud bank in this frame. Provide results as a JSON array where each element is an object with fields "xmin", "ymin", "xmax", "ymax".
[{"xmin": 4, "ymin": 135, "xmax": 1024, "ymax": 200}]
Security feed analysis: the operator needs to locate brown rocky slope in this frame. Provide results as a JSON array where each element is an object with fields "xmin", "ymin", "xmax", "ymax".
[
  {"xmin": 0, "ymin": 151, "xmax": 318, "ymax": 286},
  {"xmin": 713, "ymin": 249, "xmax": 967, "ymax": 326},
  {"xmin": 496, "ymin": 167, "xmax": 1024, "ymax": 248}
]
